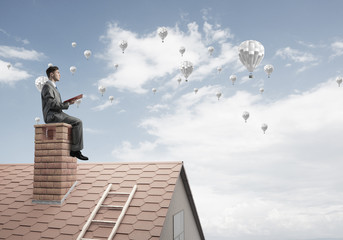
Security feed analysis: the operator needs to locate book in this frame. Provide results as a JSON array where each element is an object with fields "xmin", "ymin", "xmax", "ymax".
[{"xmin": 63, "ymin": 94, "xmax": 83, "ymax": 104}]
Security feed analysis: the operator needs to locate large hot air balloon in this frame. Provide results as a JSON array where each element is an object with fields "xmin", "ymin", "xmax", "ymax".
[
  {"xmin": 70, "ymin": 66, "xmax": 76, "ymax": 75},
  {"xmin": 229, "ymin": 75, "xmax": 237, "ymax": 85},
  {"xmin": 336, "ymin": 76, "xmax": 342, "ymax": 87},
  {"xmin": 157, "ymin": 27, "xmax": 168, "ymax": 43},
  {"xmin": 238, "ymin": 40, "xmax": 264, "ymax": 78},
  {"xmin": 71, "ymin": 42, "xmax": 77, "ymax": 48},
  {"xmin": 264, "ymin": 64, "xmax": 274, "ymax": 78},
  {"xmin": 261, "ymin": 123, "xmax": 268, "ymax": 134},
  {"xmin": 119, "ymin": 40, "xmax": 128, "ymax": 53},
  {"xmin": 84, "ymin": 50, "xmax": 91, "ymax": 60},
  {"xmin": 179, "ymin": 46, "xmax": 185, "ymax": 56},
  {"xmin": 242, "ymin": 111, "xmax": 250, "ymax": 123},
  {"xmin": 180, "ymin": 61, "xmax": 193, "ymax": 82},
  {"xmin": 98, "ymin": 86, "xmax": 106, "ymax": 96},
  {"xmin": 35, "ymin": 76, "xmax": 48, "ymax": 92},
  {"xmin": 208, "ymin": 46, "xmax": 214, "ymax": 56}
]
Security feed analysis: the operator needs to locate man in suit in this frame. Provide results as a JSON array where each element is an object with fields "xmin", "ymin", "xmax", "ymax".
[{"xmin": 41, "ymin": 66, "xmax": 88, "ymax": 160}]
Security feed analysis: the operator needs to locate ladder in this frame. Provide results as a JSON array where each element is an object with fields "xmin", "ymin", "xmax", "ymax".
[{"xmin": 77, "ymin": 184, "xmax": 137, "ymax": 240}]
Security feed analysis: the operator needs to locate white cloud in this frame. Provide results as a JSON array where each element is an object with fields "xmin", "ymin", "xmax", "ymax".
[
  {"xmin": 276, "ymin": 47, "xmax": 318, "ymax": 63},
  {"xmin": 111, "ymin": 79, "xmax": 343, "ymax": 239},
  {"xmin": 97, "ymin": 22, "xmax": 237, "ymax": 94},
  {"xmin": 0, "ymin": 45, "xmax": 45, "ymax": 60},
  {"xmin": 91, "ymin": 98, "xmax": 119, "ymax": 111},
  {"xmin": 0, "ymin": 60, "xmax": 31, "ymax": 84},
  {"xmin": 330, "ymin": 41, "xmax": 343, "ymax": 59}
]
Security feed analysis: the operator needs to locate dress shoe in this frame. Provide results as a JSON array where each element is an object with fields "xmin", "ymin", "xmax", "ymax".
[{"xmin": 70, "ymin": 151, "xmax": 89, "ymax": 161}]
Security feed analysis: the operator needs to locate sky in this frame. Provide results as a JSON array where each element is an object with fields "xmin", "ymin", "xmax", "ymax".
[{"xmin": 1, "ymin": 0, "xmax": 343, "ymax": 239}]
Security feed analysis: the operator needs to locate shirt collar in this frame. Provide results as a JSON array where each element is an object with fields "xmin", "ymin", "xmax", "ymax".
[{"xmin": 48, "ymin": 79, "xmax": 57, "ymax": 88}]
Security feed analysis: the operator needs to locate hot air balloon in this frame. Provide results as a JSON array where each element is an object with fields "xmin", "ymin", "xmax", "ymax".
[
  {"xmin": 84, "ymin": 50, "xmax": 91, "ymax": 60},
  {"xmin": 7, "ymin": 63, "xmax": 11, "ymax": 69},
  {"xmin": 177, "ymin": 77, "xmax": 182, "ymax": 85},
  {"xmin": 238, "ymin": 40, "xmax": 264, "ymax": 78},
  {"xmin": 114, "ymin": 64, "xmax": 119, "ymax": 69},
  {"xmin": 259, "ymin": 87, "xmax": 264, "ymax": 94},
  {"xmin": 242, "ymin": 111, "xmax": 250, "ymax": 123},
  {"xmin": 336, "ymin": 76, "xmax": 342, "ymax": 87},
  {"xmin": 48, "ymin": 63, "xmax": 53, "ymax": 67},
  {"xmin": 152, "ymin": 88, "xmax": 157, "ymax": 94},
  {"xmin": 76, "ymin": 99, "xmax": 82, "ymax": 108},
  {"xmin": 180, "ymin": 61, "xmax": 193, "ymax": 82},
  {"xmin": 98, "ymin": 86, "xmax": 106, "ymax": 96},
  {"xmin": 208, "ymin": 46, "xmax": 214, "ymax": 56},
  {"xmin": 261, "ymin": 123, "xmax": 268, "ymax": 134},
  {"xmin": 35, "ymin": 76, "xmax": 48, "ymax": 92},
  {"xmin": 70, "ymin": 66, "xmax": 76, "ymax": 75},
  {"xmin": 194, "ymin": 88, "xmax": 198, "ymax": 94},
  {"xmin": 216, "ymin": 92, "xmax": 222, "ymax": 100},
  {"xmin": 217, "ymin": 66, "xmax": 222, "ymax": 74},
  {"xmin": 179, "ymin": 46, "xmax": 185, "ymax": 56},
  {"xmin": 35, "ymin": 117, "xmax": 40, "ymax": 124},
  {"xmin": 71, "ymin": 42, "xmax": 77, "ymax": 48},
  {"xmin": 157, "ymin": 27, "xmax": 168, "ymax": 43},
  {"xmin": 109, "ymin": 96, "xmax": 114, "ymax": 103},
  {"xmin": 229, "ymin": 75, "xmax": 237, "ymax": 85},
  {"xmin": 119, "ymin": 40, "xmax": 128, "ymax": 53},
  {"xmin": 264, "ymin": 64, "xmax": 274, "ymax": 78}
]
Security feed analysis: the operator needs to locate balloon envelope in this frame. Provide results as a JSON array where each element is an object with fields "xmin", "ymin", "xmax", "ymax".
[
  {"xmin": 157, "ymin": 27, "xmax": 168, "ymax": 42},
  {"xmin": 264, "ymin": 64, "xmax": 274, "ymax": 77},
  {"xmin": 336, "ymin": 76, "xmax": 342, "ymax": 87},
  {"xmin": 71, "ymin": 42, "xmax": 77, "ymax": 47},
  {"xmin": 98, "ymin": 86, "xmax": 106, "ymax": 96},
  {"xmin": 242, "ymin": 111, "xmax": 250, "ymax": 123},
  {"xmin": 35, "ymin": 76, "xmax": 48, "ymax": 92},
  {"xmin": 84, "ymin": 50, "xmax": 91, "ymax": 60},
  {"xmin": 109, "ymin": 96, "xmax": 114, "ymax": 103},
  {"xmin": 179, "ymin": 46, "xmax": 185, "ymax": 56},
  {"xmin": 208, "ymin": 46, "xmax": 214, "ymax": 55},
  {"xmin": 119, "ymin": 40, "xmax": 128, "ymax": 53},
  {"xmin": 261, "ymin": 123, "xmax": 268, "ymax": 134},
  {"xmin": 70, "ymin": 66, "xmax": 76, "ymax": 74},
  {"xmin": 238, "ymin": 40, "xmax": 264, "ymax": 77},
  {"xmin": 229, "ymin": 75, "xmax": 237, "ymax": 85},
  {"xmin": 216, "ymin": 92, "xmax": 222, "ymax": 100},
  {"xmin": 180, "ymin": 61, "xmax": 193, "ymax": 81},
  {"xmin": 194, "ymin": 88, "xmax": 198, "ymax": 94}
]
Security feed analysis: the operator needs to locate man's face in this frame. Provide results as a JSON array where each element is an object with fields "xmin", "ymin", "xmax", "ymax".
[{"xmin": 50, "ymin": 70, "xmax": 61, "ymax": 82}]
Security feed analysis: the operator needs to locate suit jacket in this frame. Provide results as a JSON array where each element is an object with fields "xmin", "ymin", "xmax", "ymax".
[{"xmin": 41, "ymin": 81, "xmax": 69, "ymax": 123}]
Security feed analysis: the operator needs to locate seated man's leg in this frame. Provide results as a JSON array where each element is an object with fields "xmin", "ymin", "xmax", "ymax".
[{"xmin": 61, "ymin": 113, "xmax": 84, "ymax": 152}]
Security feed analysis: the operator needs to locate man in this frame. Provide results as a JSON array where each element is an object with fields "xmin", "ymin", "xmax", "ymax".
[{"xmin": 41, "ymin": 66, "xmax": 88, "ymax": 160}]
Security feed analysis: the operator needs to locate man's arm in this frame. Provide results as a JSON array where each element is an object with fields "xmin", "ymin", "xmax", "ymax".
[{"xmin": 41, "ymin": 84, "xmax": 69, "ymax": 110}]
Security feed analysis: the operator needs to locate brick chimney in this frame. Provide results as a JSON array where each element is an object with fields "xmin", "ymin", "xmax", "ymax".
[{"xmin": 33, "ymin": 123, "xmax": 77, "ymax": 204}]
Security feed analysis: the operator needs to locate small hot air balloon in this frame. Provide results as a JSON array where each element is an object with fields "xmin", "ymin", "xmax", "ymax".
[
  {"xmin": 84, "ymin": 50, "xmax": 91, "ymax": 60},
  {"xmin": 177, "ymin": 77, "xmax": 182, "ymax": 85},
  {"xmin": 35, "ymin": 76, "xmax": 48, "ymax": 92},
  {"xmin": 35, "ymin": 117, "xmax": 40, "ymax": 124},
  {"xmin": 264, "ymin": 64, "xmax": 274, "ymax": 78},
  {"xmin": 208, "ymin": 46, "xmax": 214, "ymax": 56},
  {"xmin": 114, "ymin": 64, "xmax": 119, "ymax": 69},
  {"xmin": 109, "ymin": 96, "xmax": 114, "ymax": 103},
  {"xmin": 180, "ymin": 61, "xmax": 193, "ymax": 82},
  {"xmin": 98, "ymin": 86, "xmax": 106, "ymax": 96},
  {"xmin": 70, "ymin": 66, "xmax": 76, "ymax": 75},
  {"xmin": 238, "ymin": 40, "xmax": 264, "ymax": 78},
  {"xmin": 194, "ymin": 88, "xmax": 198, "ymax": 94},
  {"xmin": 179, "ymin": 46, "xmax": 185, "ymax": 56},
  {"xmin": 71, "ymin": 42, "xmax": 77, "ymax": 48},
  {"xmin": 242, "ymin": 111, "xmax": 250, "ymax": 123},
  {"xmin": 7, "ymin": 63, "xmax": 11, "ymax": 69},
  {"xmin": 48, "ymin": 63, "xmax": 53, "ymax": 67},
  {"xmin": 217, "ymin": 66, "xmax": 222, "ymax": 74},
  {"xmin": 336, "ymin": 76, "xmax": 342, "ymax": 87},
  {"xmin": 157, "ymin": 27, "xmax": 168, "ymax": 43},
  {"xmin": 229, "ymin": 75, "xmax": 237, "ymax": 85},
  {"xmin": 259, "ymin": 88, "xmax": 264, "ymax": 94},
  {"xmin": 261, "ymin": 123, "xmax": 268, "ymax": 134},
  {"xmin": 119, "ymin": 40, "xmax": 128, "ymax": 53},
  {"xmin": 152, "ymin": 88, "xmax": 157, "ymax": 94},
  {"xmin": 76, "ymin": 99, "xmax": 82, "ymax": 108},
  {"xmin": 216, "ymin": 92, "xmax": 222, "ymax": 100}
]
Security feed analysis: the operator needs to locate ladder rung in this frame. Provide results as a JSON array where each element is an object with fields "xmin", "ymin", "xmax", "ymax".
[
  {"xmin": 108, "ymin": 191, "xmax": 130, "ymax": 195},
  {"xmin": 101, "ymin": 205, "xmax": 123, "ymax": 208},
  {"xmin": 92, "ymin": 219, "xmax": 116, "ymax": 224}
]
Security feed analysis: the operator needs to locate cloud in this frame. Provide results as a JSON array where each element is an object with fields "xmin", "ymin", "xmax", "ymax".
[
  {"xmin": 275, "ymin": 47, "xmax": 318, "ymax": 63},
  {"xmin": 0, "ymin": 60, "xmax": 31, "ymax": 84},
  {"xmin": 0, "ymin": 45, "xmax": 45, "ymax": 60},
  {"xmin": 91, "ymin": 98, "xmax": 119, "ymax": 111},
  {"xmin": 111, "ymin": 79, "xmax": 343, "ymax": 239},
  {"xmin": 0, "ymin": 29, "xmax": 30, "ymax": 45},
  {"xmin": 97, "ymin": 22, "xmax": 237, "ymax": 94},
  {"xmin": 330, "ymin": 41, "xmax": 343, "ymax": 59}
]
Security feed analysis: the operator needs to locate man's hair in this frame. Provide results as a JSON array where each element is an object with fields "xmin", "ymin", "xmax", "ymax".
[{"xmin": 46, "ymin": 66, "xmax": 59, "ymax": 79}]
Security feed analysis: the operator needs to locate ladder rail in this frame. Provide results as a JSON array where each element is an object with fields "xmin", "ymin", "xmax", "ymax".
[
  {"xmin": 108, "ymin": 185, "xmax": 137, "ymax": 240},
  {"xmin": 77, "ymin": 184, "xmax": 113, "ymax": 240}
]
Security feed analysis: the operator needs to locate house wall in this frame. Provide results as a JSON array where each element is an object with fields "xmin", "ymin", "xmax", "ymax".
[{"xmin": 160, "ymin": 175, "xmax": 202, "ymax": 240}]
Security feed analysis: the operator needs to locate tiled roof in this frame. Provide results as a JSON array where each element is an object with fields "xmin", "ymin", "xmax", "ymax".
[{"xmin": 0, "ymin": 161, "xmax": 184, "ymax": 240}]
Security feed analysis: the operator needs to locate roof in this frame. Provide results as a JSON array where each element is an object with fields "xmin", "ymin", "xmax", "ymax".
[{"xmin": 0, "ymin": 161, "xmax": 204, "ymax": 240}]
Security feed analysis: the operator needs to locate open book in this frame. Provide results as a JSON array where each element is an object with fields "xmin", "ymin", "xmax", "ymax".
[{"xmin": 63, "ymin": 94, "xmax": 83, "ymax": 104}]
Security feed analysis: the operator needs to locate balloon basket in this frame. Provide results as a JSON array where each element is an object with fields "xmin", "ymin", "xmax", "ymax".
[{"xmin": 249, "ymin": 73, "xmax": 253, "ymax": 78}]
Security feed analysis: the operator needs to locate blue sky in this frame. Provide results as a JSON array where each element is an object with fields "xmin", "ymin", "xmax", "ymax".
[{"xmin": 1, "ymin": 1, "xmax": 343, "ymax": 239}]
